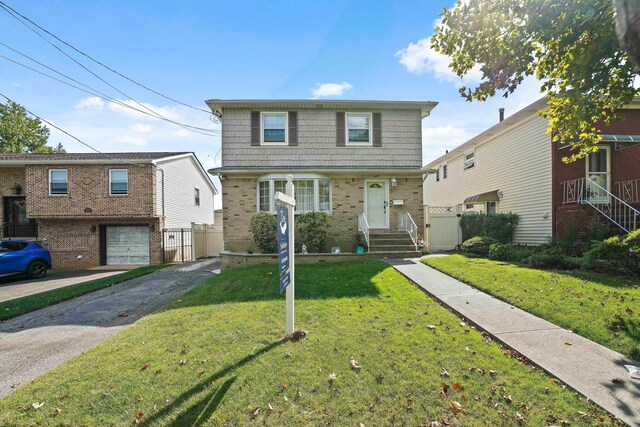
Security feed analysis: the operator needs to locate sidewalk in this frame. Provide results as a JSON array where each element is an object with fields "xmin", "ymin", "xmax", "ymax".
[{"xmin": 388, "ymin": 257, "xmax": 640, "ymax": 427}]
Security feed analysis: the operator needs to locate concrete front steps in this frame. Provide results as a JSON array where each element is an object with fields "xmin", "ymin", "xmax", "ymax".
[{"xmin": 367, "ymin": 231, "xmax": 420, "ymax": 256}]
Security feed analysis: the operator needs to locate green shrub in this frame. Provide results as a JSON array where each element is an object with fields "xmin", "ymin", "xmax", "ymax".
[
  {"xmin": 488, "ymin": 243, "xmax": 533, "ymax": 262},
  {"xmin": 523, "ymin": 253, "xmax": 580, "ymax": 270},
  {"xmin": 582, "ymin": 229, "xmax": 640, "ymax": 276},
  {"xmin": 461, "ymin": 236, "xmax": 499, "ymax": 256},
  {"xmin": 459, "ymin": 213, "xmax": 519, "ymax": 243},
  {"xmin": 295, "ymin": 212, "xmax": 329, "ymax": 253},
  {"xmin": 249, "ymin": 212, "xmax": 277, "ymax": 254}
]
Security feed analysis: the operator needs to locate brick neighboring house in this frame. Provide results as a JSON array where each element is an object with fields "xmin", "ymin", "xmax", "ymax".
[
  {"xmin": 0, "ymin": 152, "xmax": 217, "ymax": 268},
  {"xmin": 423, "ymin": 97, "xmax": 640, "ymax": 249},
  {"xmin": 206, "ymin": 99, "xmax": 437, "ymax": 253}
]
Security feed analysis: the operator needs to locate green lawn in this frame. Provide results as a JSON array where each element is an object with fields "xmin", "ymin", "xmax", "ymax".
[
  {"xmin": 423, "ymin": 255, "xmax": 640, "ymax": 360},
  {"xmin": 0, "ymin": 265, "xmax": 169, "ymax": 321},
  {"xmin": 0, "ymin": 262, "xmax": 617, "ymax": 426}
]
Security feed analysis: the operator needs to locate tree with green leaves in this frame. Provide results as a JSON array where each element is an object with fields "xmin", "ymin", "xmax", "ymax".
[
  {"xmin": 0, "ymin": 100, "xmax": 65, "ymax": 153},
  {"xmin": 431, "ymin": 0, "xmax": 640, "ymax": 162}
]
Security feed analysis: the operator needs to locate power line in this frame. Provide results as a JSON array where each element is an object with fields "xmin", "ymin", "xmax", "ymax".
[
  {"xmin": 0, "ymin": 4, "xmax": 219, "ymax": 137},
  {"xmin": 0, "ymin": 52, "xmax": 220, "ymax": 136},
  {"xmin": 0, "ymin": 1, "xmax": 211, "ymax": 115},
  {"xmin": 0, "ymin": 92, "xmax": 101, "ymax": 153}
]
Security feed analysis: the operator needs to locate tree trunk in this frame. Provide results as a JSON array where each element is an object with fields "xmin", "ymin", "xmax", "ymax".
[{"xmin": 614, "ymin": 0, "xmax": 640, "ymax": 69}]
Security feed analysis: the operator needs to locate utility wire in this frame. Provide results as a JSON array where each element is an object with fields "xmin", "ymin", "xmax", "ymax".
[
  {"xmin": 0, "ymin": 52, "xmax": 220, "ymax": 136},
  {"xmin": 0, "ymin": 91, "xmax": 101, "ymax": 153},
  {"xmin": 0, "ymin": 4, "xmax": 218, "ymax": 137},
  {"xmin": 0, "ymin": 1, "xmax": 211, "ymax": 114}
]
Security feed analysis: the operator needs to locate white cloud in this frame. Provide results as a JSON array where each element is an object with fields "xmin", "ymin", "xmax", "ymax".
[
  {"xmin": 395, "ymin": 37, "xmax": 482, "ymax": 84},
  {"xmin": 422, "ymin": 125, "xmax": 473, "ymax": 165},
  {"xmin": 131, "ymin": 123, "xmax": 152, "ymax": 133},
  {"xmin": 311, "ymin": 81, "xmax": 353, "ymax": 99},
  {"xmin": 107, "ymin": 99, "xmax": 181, "ymax": 121},
  {"xmin": 173, "ymin": 129, "xmax": 190, "ymax": 138},
  {"xmin": 75, "ymin": 96, "xmax": 105, "ymax": 110}
]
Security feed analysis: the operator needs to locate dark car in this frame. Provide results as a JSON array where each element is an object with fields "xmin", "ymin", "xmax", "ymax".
[{"xmin": 0, "ymin": 240, "xmax": 52, "ymax": 279}]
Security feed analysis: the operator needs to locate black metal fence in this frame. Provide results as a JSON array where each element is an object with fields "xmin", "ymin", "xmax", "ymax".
[{"xmin": 162, "ymin": 228, "xmax": 193, "ymax": 263}]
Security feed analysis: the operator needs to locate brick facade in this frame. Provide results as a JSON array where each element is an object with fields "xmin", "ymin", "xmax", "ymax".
[
  {"xmin": 552, "ymin": 109, "xmax": 640, "ymax": 238},
  {"xmin": 25, "ymin": 163, "xmax": 156, "ymax": 218},
  {"xmin": 222, "ymin": 174, "xmax": 423, "ymax": 252},
  {"xmin": 0, "ymin": 167, "xmax": 26, "ymax": 225}
]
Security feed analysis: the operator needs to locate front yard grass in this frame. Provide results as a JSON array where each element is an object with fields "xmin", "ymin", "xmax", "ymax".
[
  {"xmin": 0, "ymin": 262, "xmax": 617, "ymax": 426},
  {"xmin": 423, "ymin": 255, "xmax": 640, "ymax": 360},
  {"xmin": 0, "ymin": 264, "xmax": 169, "ymax": 322}
]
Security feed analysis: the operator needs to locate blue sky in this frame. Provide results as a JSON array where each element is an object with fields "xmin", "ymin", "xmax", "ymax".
[{"xmin": 0, "ymin": 0, "xmax": 543, "ymax": 202}]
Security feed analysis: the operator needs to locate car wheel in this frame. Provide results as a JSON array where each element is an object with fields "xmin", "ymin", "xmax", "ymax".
[{"xmin": 27, "ymin": 261, "xmax": 47, "ymax": 279}]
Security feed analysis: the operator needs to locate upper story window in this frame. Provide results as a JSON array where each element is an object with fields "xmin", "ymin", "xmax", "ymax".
[
  {"xmin": 109, "ymin": 169, "xmax": 128, "ymax": 195},
  {"xmin": 49, "ymin": 169, "xmax": 68, "ymax": 195},
  {"xmin": 258, "ymin": 177, "xmax": 331, "ymax": 214},
  {"xmin": 194, "ymin": 188, "xmax": 200, "ymax": 206},
  {"xmin": 261, "ymin": 112, "xmax": 288, "ymax": 145},
  {"xmin": 346, "ymin": 113, "xmax": 372, "ymax": 145},
  {"xmin": 464, "ymin": 152, "xmax": 475, "ymax": 170},
  {"xmin": 435, "ymin": 168, "xmax": 440, "ymax": 182},
  {"xmin": 443, "ymin": 164, "xmax": 448, "ymax": 179}
]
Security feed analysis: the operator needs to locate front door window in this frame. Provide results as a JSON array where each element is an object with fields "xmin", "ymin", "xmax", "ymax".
[
  {"xmin": 587, "ymin": 147, "xmax": 610, "ymax": 202},
  {"xmin": 366, "ymin": 181, "xmax": 388, "ymax": 228}
]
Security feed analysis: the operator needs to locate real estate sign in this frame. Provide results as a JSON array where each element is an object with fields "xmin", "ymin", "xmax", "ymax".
[{"xmin": 277, "ymin": 203, "xmax": 290, "ymax": 293}]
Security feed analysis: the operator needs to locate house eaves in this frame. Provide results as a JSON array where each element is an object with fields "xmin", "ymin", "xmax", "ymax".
[{"xmin": 205, "ymin": 99, "xmax": 438, "ymax": 118}]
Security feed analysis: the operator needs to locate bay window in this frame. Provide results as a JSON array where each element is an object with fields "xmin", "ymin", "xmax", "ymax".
[{"xmin": 257, "ymin": 177, "xmax": 331, "ymax": 214}]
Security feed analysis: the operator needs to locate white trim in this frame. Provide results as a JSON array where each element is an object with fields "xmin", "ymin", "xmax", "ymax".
[
  {"xmin": 364, "ymin": 179, "xmax": 389, "ymax": 229},
  {"xmin": 346, "ymin": 112, "xmax": 373, "ymax": 146},
  {"xmin": 109, "ymin": 168, "xmax": 129, "ymax": 196},
  {"xmin": 48, "ymin": 168, "xmax": 68, "ymax": 196},
  {"xmin": 260, "ymin": 112, "xmax": 288, "ymax": 146},
  {"xmin": 586, "ymin": 145, "xmax": 611, "ymax": 195}
]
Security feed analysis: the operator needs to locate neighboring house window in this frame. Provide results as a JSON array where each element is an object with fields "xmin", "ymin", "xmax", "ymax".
[
  {"xmin": 486, "ymin": 201, "xmax": 497, "ymax": 214},
  {"xmin": 435, "ymin": 168, "xmax": 440, "ymax": 182},
  {"xmin": 346, "ymin": 113, "xmax": 372, "ymax": 145},
  {"xmin": 194, "ymin": 188, "xmax": 200, "ymax": 206},
  {"xmin": 464, "ymin": 152, "xmax": 475, "ymax": 170},
  {"xmin": 465, "ymin": 203, "xmax": 475, "ymax": 211},
  {"xmin": 443, "ymin": 164, "xmax": 448, "ymax": 179},
  {"xmin": 257, "ymin": 178, "xmax": 332, "ymax": 214},
  {"xmin": 261, "ymin": 112, "xmax": 287, "ymax": 145},
  {"xmin": 109, "ymin": 169, "xmax": 128, "ymax": 195},
  {"xmin": 49, "ymin": 169, "xmax": 68, "ymax": 195}
]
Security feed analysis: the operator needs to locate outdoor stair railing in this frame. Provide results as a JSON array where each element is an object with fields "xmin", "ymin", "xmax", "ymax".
[
  {"xmin": 397, "ymin": 212, "xmax": 418, "ymax": 250},
  {"xmin": 561, "ymin": 177, "xmax": 639, "ymax": 233},
  {"xmin": 616, "ymin": 179, "xmax": 640, "ymax": 204},
  {"xmin": 358, "ymin": 212, "xmax": 370, "ymax": 252}
]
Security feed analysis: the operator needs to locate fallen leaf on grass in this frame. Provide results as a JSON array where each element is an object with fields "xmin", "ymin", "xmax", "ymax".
[
  {"xmin": 450, "ymin": 401, "xmax": 466, "ymax": 415},
  {"xmin": 141, "ymin": 363, "xmax": 150, "ymax": 371},
  {"xmin": 406, "ymin": 321, "xmax": 412, "ymax": 326},
  {"xmin": 452, "ymin": 382, "xmax": 463, "ymax": 390},
  {"xmin": 268, "ymin": 403, "xmax": 274, "ymax": 412},
  {"xmin": 328, "ymin": 373, "xmax": 337, "ymax": 384},
  {"xmin": 503, "ymin": 394, "xmax": 512, "ymax": 404},
  {"xmin": 249, "ymin": 406, "xmax": 261, "ymax": 417},
  {"xmin": 441, "ymin": 368, "xmax": 450, "ymax": 378},
  {"xmin": 32, "ymin": 402, "xmax": 44, "ymax": 410},
  {"xmin": 350, "ymin": 358, "xmax": 361, "ymax": 370},
  {"xmin": 134, "ymin": 409, "xmax": 145, "ymax": 423},
  {"xmin": 53, "ymin": 408, "xmax": 62, "ymax": 416},
  {"xmin": 439, "ymin": 391, "xmax": 447, "ymax": 401},
  {"xmin": 428, "ymin": 325, "xmax": 436, "ymax": 329},
  {"xmin": 516, "ymin": 412, "xmax": 525, "ymax": 424}
]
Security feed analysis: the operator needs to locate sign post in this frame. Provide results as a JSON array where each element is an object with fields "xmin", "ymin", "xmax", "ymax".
[{"xmin": 275, "ymin": 175, "xmax": 296, "ymax": 334}]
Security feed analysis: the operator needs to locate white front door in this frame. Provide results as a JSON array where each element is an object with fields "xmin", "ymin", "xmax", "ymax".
[
  {"xmin": 366, "ymin": 180, "xmax": 388, "ymax": 228},
  {"xmin": 586, "ymin": 146, "xmax": 610, "ymax": 202},
  {"xmin": 106, "ymin": 226, "xmax": 150, "ymax": 265}
]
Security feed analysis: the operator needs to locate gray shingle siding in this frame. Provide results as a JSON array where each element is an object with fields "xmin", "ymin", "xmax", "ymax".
[{"xmin": 221, "ymin": 109, "xmax": 422, "ymax": 168}]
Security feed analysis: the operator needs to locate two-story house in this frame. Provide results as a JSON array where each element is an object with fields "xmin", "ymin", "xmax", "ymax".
[
  {"xmin": 423, "ymin": 97, "xmax": 640, "ymax": 249},
  {"xmin": 206, "ymin": 99, "xmax": 437, "ymax": 253},
  {"xmin": 0, "ymin": 152, "xmax": 217, "ymax": 268}
]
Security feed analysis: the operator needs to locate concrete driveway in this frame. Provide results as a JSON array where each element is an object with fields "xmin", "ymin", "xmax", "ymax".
[
  {"xmin": 0, "ymin": 258, "xmax": 220, "ymax": 399},
  {"xmin": 0, "ymin": 267, "xmax": 134, "ymax": 303}
]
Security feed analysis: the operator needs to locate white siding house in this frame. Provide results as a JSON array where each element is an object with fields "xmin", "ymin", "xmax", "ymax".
[
  {"xmin": 154, "ymin": 153, "xmax": 217, "ymax": 228},
  {"xmin": 424, "ymin": 98, "xmax": 553, "ymax": 245}
]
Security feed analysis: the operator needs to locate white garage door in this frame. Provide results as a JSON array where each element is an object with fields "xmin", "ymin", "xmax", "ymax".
[{"xmin": 106, "ymin": 226, "xmax": 150, "ymax": 265}]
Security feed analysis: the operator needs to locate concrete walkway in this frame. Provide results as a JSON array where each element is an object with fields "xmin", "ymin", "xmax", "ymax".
[
  {"xmin": 0, "ymin": 259, "xmax": 220, "ymax": 399},
  {"xmin": 388, "ymin": 258, "xmax": 640, "ymax": 427}
]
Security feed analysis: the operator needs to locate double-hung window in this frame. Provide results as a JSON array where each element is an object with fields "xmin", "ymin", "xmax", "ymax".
[
  {"xmin": 261, "ymin": 112, "xmax": 287, "ymax": 145},
  {"xmin": 109, "ymin": 169, "xmax": 128, "ymax": 195},
  {"xmin": 258, "ymin": 178, "xmax": 331, "ymax": 214},
  {"xmin": 49, "ymin": 169, "xmax": 68, "ymax": 195},
  {"xmin": 194, "ymin": 188, "xmax": 200, "ymax": 206},
  {"xmin": 346, "ymin": 113, "xmax": 371, "ymax": 145},
  {"xmin": 435, "ymin": 168, "xmax": 440, "ymax": 182},
  {"xmin": 443, "ymin": 164, "xmax": 448, "ymax": 179},
  {"xmin": 464, "ymin": 152, "xmax": 475, "ymax": 170}
]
